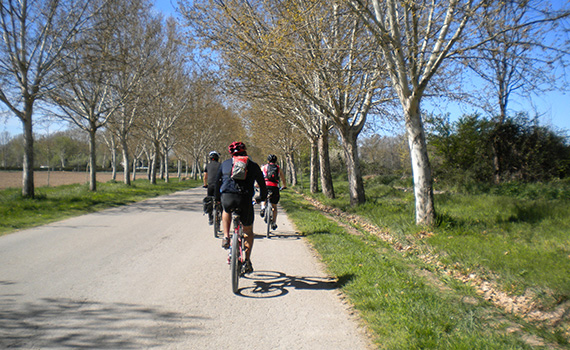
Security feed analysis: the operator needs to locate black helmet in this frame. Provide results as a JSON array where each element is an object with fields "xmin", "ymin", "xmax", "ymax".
[
  {"xmin": 267, "ymin": 154, "xmax": 277, "ymax": 163},
  {"xmin": 209, "ymin": 151, "xmax": 220, "ymax": 161}
]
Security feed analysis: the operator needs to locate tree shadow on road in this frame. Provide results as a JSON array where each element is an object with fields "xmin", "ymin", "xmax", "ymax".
[
  {"xmin": 237, "ymin": 271, "xmax": 354, "ymax": 299},
  {"xmin": 0, "ymin": 296, "xmax": 207, "ymax": 349}
]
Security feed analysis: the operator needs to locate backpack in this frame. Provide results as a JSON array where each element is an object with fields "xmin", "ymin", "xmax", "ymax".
[
  {"xmin": 203, "ymin": 196, "xmax": 213, "ymax": 214},
  {"xmin": 266, "ymin": 163, "xmax": 279, "ymax": 182},
  {"xmin": 231, "ymin": 156, "xmax": 249, "ymax": 181}
]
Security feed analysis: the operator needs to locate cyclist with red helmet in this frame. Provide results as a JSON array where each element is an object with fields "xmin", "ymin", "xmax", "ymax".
[{"xmin": 214, "ymin": 141, "xmax": 267, "ymax": 274}]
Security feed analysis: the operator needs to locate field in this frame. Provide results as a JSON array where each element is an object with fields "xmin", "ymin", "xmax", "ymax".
[{"xmin": 0, "ymin": 170, "xmax": 125, "ymax": 189}]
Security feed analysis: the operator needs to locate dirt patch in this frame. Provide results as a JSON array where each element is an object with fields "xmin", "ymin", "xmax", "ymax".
[{"xmin": 0, "ymin": 171, "xmax": 122, "ymax": 189}]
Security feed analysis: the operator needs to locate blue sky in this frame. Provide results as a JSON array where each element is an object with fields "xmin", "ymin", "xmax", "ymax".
[{"xmin": 1, "ymin": 1, "xmax": 568, "ymax": 136}]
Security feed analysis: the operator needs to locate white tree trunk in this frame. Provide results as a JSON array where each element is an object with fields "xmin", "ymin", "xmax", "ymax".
[{"xmin": 404, "ymin": 97, "xmax": 435, "ymax": 226}]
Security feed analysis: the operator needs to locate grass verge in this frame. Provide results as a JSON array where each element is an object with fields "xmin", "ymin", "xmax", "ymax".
[
  {"xmin": 0, "ymin": 179, "xmax": 201, "ymax": 236},
  {"xmin": 300, "ymin": 178, "xmax": 570, "ymax": 337},
  {"xmin": 281, "ymin": 188, "xmax": 568, "ymax": 349}
]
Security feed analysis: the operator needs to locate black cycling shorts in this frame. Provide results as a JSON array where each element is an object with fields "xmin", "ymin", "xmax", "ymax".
[
  {"xmin": 207, "ymin": 184, "xmax": 216, "ymax": 197},
  {"xmin": 267, "ymin": 186, "xmax": 280, "ymax": 204},
  {"xmin": 221, "ymin": 193, "xmax": 254, "ymax": 226}
]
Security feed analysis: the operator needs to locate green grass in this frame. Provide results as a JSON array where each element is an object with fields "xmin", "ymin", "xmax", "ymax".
[
  {"xmin": 0, "ymin": 178, "xmax": 201, "ymax": 235},
  {"xmin": 2, "ymin": 175, "xmax": 568, "ymax": 347},
  {"xmin": 300, "ymin": 179, "xmax": 570, "ymax": 306},
  {"xmin": 281, "ymin": 190, "xmax": 552, "ymax": 349}
]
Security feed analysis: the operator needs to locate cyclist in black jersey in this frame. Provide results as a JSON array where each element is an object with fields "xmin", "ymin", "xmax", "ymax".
[
  {"xmin": 203, "ymin": 151, "xmax": 221, "ymax": 225},
  {"xmin": 214, "ymin": 141, "xmax": 267, "ymax": 274}
]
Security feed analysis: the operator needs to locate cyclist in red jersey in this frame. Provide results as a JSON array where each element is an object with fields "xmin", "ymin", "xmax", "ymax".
[{"xmin": 260, "ymin": 154, "xmax": 287, "ymax": 230}]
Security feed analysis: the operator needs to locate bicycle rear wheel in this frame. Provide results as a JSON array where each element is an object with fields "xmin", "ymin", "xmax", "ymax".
[
  {"xmin": 230, "ymin": 230, "xmax": 240, "ymax": 294},
  {"xmin": 213, "ymin": 204, "xmax": 221, "ymax": 238},
  {"xmin": 266, "ymin": 206, "xmax": 272, "ymax": 238}
]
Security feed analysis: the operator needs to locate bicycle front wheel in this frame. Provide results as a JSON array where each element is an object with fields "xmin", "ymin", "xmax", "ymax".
[{"xmin": 230, "ymin": 231, "xmax": 240, "ymax": 294}]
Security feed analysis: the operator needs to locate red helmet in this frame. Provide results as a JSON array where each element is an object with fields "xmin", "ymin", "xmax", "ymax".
[{"xmin": 228, "ymin": 141, "xmax": 247, "ymax": 155}]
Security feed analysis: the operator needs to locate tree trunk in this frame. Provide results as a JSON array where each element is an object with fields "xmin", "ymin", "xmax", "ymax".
[
  {"xmin": 405, "ymin": 98, "xmax": 435, "ymax": 226},
  {"xmin": 318, "ymin": 130, "xmax": 335, "ymax": 199},
  {"xmin": 338, "ymin": 128, "xmax": 365, "ymax": 206},
  {"xmin": 111, "ymin": 142, "xmax": 117, "ymax": 181},
  {"xmin": 309, "ymin": 138, "xmax": 319, "ymax": 193},
  {"xmin": 22, "ymin": 112, "xmax": 35, "ymax": 198},
  {"xmin": 132, "ymin": 157, "xmax": 137, "ymax": 181},
  {"xmin": 150, "ymin": 141, "xmax": 159, "ymax": 184},
  {"xmin": 164, "ymin": 150, "xmax": 170, "ymax": 183},
  {"xmin": 88, "ymin": 128, "xmax": 97, "ymax": 192},
  {"xmin": 286, "ymin": 152, "xmax": 297, "ymax": 186},
  {"xmin": 121, "ymin": 137, "xmax": 131, "ymax": 186},
  {"xmin": 177, "ymin": 159, "xmax": 182, "ymax": 180}
]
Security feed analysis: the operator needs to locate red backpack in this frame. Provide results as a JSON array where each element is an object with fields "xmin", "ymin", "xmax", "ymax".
[{"xmin": 231, "ymin": 156, "xmax": 249, "ymax": 180}]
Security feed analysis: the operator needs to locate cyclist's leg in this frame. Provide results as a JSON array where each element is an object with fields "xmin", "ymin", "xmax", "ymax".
[
  {"xmin": 271, "ymin": 203, "xmax": 277, "ymax": 222},
  {"xmin": 243, "ymin": 225, "xmax": 254, "ymax": 260},
  {"xmin": 239, "ymin": 196, "xmax": 255, "ymax": 259},
  {"xmin": 222, "ymin": 211, "xmax": 231, "ymax": 236},
  {"xmin": 207, "ymin": 186, "xmax": 215, "ymax": 222},
  {"xmin": 220, "ymin": 193, "xmax": 239, "ymax": 248},
  {"xmin": 270, "ymin": 187, "xmax": 280, "ymax": 223}
]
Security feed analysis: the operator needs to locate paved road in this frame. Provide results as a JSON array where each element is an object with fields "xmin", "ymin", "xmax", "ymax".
[{"xmin": 0, "ymin": 187, "xmax": 373, "ymax": 349}]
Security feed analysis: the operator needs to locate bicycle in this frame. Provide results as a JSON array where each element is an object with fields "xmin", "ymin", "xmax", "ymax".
[
  {"xmin": 213, "ymin": 199, "xmax": 222, "ymax": 238},
  {"xmin": 264, "ymin": 191, "xmax": 274, "ymax": 238},
  {"xmin": 228, "ymin": 208, "xmax": 246, "ymax": 294},
  {"xmin": 263, "ymin": 187, "xmax": 284, "ymax": 238}
]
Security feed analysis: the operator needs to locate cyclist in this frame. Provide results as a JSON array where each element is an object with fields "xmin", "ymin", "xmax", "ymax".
[
  {"xmin": 214, "ymin": 141, "xmax": 267, "ymax": 274},
  {"xmin": 260, "ymin": 154, "xmax": 286, "ymax": 230},
  {"xmin": 203, "ymin": 151, "xmax": 221, "ymax": 225}
]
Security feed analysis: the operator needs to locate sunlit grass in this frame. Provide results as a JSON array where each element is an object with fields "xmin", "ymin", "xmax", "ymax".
[
  {"xmin": 290, "ymin": 178, "xmax": 570, "ymax": 347},
  {"xmin": 281, "ymin": 190, "xmax": 544, "ymax": 349},
  {"xmin": 0, "ymin": 179, "xmax": 200, "ymax": 235}
]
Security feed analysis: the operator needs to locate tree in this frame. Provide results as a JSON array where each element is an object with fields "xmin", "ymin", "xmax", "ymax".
[
  {"xmin": 248, "ymin": 101, "xmax": 306, "ymax": 186},
  {"xmin": 51, "ymin": 0, "xmax": 151, "ymax": 191},
  {"xmin": 104, "ymin": 0, "xmax": 161, "ymax": 185},
  {"xmin": 349, "ymin": 0, "xmax": 570, "ymax": 224},
  {"xmin": 138, "ymin": 18, "xmax": 190, "ymax": 184},
  {"xmin": 427, "ymin": 112, "xmax": 570, "ymax": 184},
  {"xmin": 0, "ymin": 0, "xmax": 98, "ymax": 197},
  {"xmin": 173, "ymin": 75, "xmax": 243, "ymax": 180},
  {"xmin": 181, "ymin": 0, "xmax": 391, "ymax": 205},
  {"xmin": 0, "ymin": 131, "xmax": 11, "ymax": 168},
  {"xmin": 464, "ymin": 1, "xmax": 570, "ymax": 183},
  {"xmin": 348, "ymin": 0, "xmax": 477, "ymax": 225}
]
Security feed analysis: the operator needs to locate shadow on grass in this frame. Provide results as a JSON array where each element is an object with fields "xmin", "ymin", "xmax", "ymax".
[
  {"xmin": 503, "ymin": 202, "xmax": 555, "ymax": 224},
  {"xmin": 237, "ymin": 271, "xmax": 354, "ymax": 299},
  {"xmin": 0, "ymin": 296, "xmax": 207, "ymax": 349}
]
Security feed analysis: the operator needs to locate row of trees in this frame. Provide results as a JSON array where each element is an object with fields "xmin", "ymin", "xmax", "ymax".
[
  {"xmin": 179, "ymin": 0, "xmax": 570, "ymax": 225},
  {"xmin": 0, "ymin": 0, "xmax": 245, "ymax": 196},
  {"xmin": 0, "ymin": 127, "xmax": 218, "ymax": 179},
  {"xmin": 2, "ymin": 0, "xmax": 569, "ymax": 226}
]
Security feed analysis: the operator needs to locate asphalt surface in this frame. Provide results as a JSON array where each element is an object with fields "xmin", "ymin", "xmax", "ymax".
[{"xmin": 0, "ymin": 187, "xmax": 373, "ymax": 349}]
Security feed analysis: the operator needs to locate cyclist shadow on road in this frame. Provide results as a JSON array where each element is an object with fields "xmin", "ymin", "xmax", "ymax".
[
  {"xmin": 237, "ymin": 271, "xmax": 354, "ymax": 299},
  {"xmin": 252, "ymin": 232, "xmax": 301, "ymax": 240}
]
